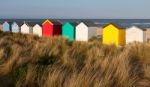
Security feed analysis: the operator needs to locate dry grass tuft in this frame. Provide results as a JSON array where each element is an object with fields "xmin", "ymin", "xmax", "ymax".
[{"xmin": 0, "ymin": 32, "xmax": 150, "ymax": 87}]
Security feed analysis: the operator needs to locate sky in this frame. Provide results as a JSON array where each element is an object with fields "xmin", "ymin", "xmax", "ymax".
[{"xmin": 0, "ymin": 0, "xmax": 150, "ymax": 19}]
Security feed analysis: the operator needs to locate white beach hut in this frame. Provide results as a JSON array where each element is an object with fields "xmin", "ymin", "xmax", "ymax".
[
  {"xmin": 21, "ymin": 22, "xmax": 34, "ymax": 34},
  {"xmin": 11, "ymin": 22, "xmax": 23, "ymax": 33},
  {"xmin": 75, "ymin": 22, "xmax": 98, "ymax": 41},
  {"xmin": 126, "ymin": 26, "xmax": 147, "ymax": 44},
  {"xmin": 33, "ymin": 23, "xmax": 42, "ymax": 37}
]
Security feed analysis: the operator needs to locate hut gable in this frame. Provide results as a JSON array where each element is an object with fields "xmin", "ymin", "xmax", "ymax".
[
  {"xmin": 103, "ymin": 23, "xmax": 125, "ymax": 46},
  {"xmin": 33, "ymin": 24, "xmax": 42, "ymax": 37},
  {"xmin": 42, "ymin": 19, "xmax": 53, "ymax": 26}
]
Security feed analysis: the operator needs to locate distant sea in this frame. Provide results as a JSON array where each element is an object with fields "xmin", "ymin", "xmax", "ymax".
[{"xmin": 1, "ymin": 19, "xmax": 150, "ymax": 28}]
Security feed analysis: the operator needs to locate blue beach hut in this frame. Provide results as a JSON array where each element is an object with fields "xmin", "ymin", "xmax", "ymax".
[{"xmin": 3, "ymin": 21, "xmax": 11, "ymax": 32}]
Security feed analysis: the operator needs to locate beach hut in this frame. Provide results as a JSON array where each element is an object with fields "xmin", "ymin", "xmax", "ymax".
[
  {"xmin": 126, "ymin": 26, "xmax": 147, "ymax": 44},
  {"xmin": 75, "ymin": 22, "xmax": 98, "ymax": 41},
  {"xmin": 137, "ymin": 24, "xmax": 150, "ymax": 42},
  {"xmin": 33, "ymin": 23, "xmax": 42, "ymax": 37},
  {"xmin": 102, "ymin": 23, "xmax": 125, "ymax": 46},
  {"xmin": 62, "ymin": 22, "xmax": 77, "ymax": 41},
  {"xmin": 3, "ymin": 21, "xmax": 11, "ymax": 32},
  {"xmin": 21, "ymin": 22, "xmax": 35, "ymax": 34},
  {"xmin": 42, "ymin": 19, "xmax": 62, "ymax": 37},
  {"xmin": 11, "ymin": 22, "xmax": 23, "ymax": 33}
]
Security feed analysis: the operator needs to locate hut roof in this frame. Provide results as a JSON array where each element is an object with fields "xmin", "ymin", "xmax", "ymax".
[
  {"xmin": 51, "ymin": 20, "xmax": 62, "ymax": 25},
  {"xmin": 103, "ymin": 23, "xmax": 125, "ymax": 29},
  {"xmin": 81, "ymin": 21, "xmax": 97, "ymax": 27},
  {"xmin": 42, "ymin": 19, "xmax": 62, "ymax": 25},
  {"xmin": 127, "ymin": 25, "xmax": 147, "ymax": 31}
]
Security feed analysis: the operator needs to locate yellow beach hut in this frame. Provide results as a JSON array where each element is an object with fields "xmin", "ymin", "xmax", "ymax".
[{"xmin": 102, "ymin": 23, "xmax": 125, "ymax": 46}]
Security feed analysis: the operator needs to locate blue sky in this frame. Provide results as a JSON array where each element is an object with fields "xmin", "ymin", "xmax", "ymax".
[{"xmin": 0, "ymin": 0, "xmax": 150, "ymax": 19}]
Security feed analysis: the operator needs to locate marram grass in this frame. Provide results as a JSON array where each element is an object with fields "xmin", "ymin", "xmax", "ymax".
[{"xmin": 0, "ymin": 32, "xmax": 150, "ymax": 87}]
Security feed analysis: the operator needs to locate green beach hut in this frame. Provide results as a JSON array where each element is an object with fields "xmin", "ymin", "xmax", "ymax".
[{"xmin": 62, "ymin": 22, "xmax": 77, "ymax": 41}]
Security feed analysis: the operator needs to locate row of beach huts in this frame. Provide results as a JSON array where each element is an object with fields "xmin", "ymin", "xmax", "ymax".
[{"xmin": 0, "ymin": 19, "xmax": 150, "ymax": 46}]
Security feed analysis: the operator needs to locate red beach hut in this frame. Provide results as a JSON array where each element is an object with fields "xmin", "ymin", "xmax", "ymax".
[{"xmin": 42, "ymin": 19, "xmax": 62, "ymax": 37}]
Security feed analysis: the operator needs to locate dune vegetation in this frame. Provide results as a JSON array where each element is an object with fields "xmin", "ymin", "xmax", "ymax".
[{"xmin": 0, "ymin": 32, "xmax": 150, "ymax": 87}]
